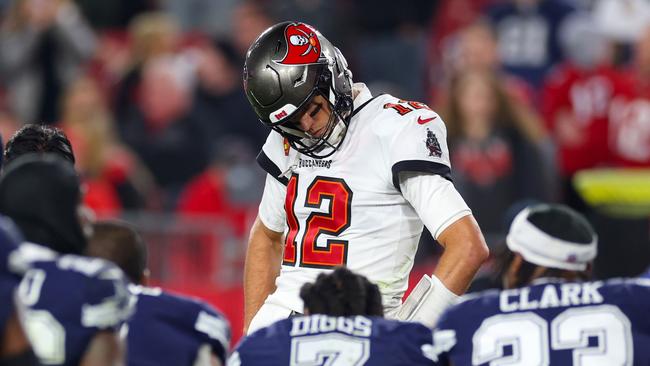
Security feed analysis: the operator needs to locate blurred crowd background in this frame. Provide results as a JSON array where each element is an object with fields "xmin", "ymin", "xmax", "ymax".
[{"xmin": 0, "ymin": 0, "xmax": 649, "ymax": 341}]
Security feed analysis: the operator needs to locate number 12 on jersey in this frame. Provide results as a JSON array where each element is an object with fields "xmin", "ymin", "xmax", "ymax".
[{"xmin": 283, "ymin": 175, "xmax": 353, "ymax": 269}]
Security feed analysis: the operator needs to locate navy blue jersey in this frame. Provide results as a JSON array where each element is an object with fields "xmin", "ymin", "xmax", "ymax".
[
  {"xmin": 15, "ymin": 254, "xmax": 134, "ymax": 366},
  {"xmin": 435, "ymin": 278, "xmax": 650, "ymax": 365},
  {"xmin": 487, "ymin": 0, "xmax": 575, "ymax": 87},
  {"xmin": 126, "ymin": 286, "xmax": 230, "ymax": 365},
  {"xmin": 231, "ymin": 315, "xmax": 439, "ymax": 365},
  {"xmin": 0, "ymin": 215, "xmax": 24, "ymax": 334}
]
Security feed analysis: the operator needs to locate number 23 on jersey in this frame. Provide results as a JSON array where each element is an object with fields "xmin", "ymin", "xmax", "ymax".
[{"xmin": 283, "ymin": 174, "xmax": 353, "ymax": 269}]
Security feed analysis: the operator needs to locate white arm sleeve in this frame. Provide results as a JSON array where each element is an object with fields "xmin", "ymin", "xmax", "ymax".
[
  {"xmin": 399, "ymin": 172, "xmax": 471, "ymax": 240},
  {"xmin": 257, "ymin": 174, "xmax": 287, "ymax": 233}
]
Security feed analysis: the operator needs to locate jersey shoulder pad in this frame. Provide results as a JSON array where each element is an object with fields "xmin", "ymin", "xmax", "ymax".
[
  {"xmin": 132, "ymin": 287, "xmax": 230, "ymax": 360},
  {"xmin": 192, "ymin": 297, "xmax": 230, "ymax": 359},
  {"xmin": 436, "ymin": 289, "xmax": 500, "ymax": 328},
  {"xmin": 7, "ymin": 242, "xmax": 58, "ymax": 275},
  {"xmin": 257, "ymin": 131, "xmax": 295, "ymax": 185},
  {"xmin": 233, "ymin": 318, "xmax": 290, "ymax": 362},
  {"xmin": 21, "ymin": 255, "xmax": 134, "ymax": 330},
  {"xmin": 372, "ymin": 317, "xmax": 433, "ymax": 344},
  {"xmin": 371, "ymin": 94, "xmax": 451, "ymax": 189},
  {"xmin": 599, "ymin": 277, "xmax": 650, "ymax": 299}
]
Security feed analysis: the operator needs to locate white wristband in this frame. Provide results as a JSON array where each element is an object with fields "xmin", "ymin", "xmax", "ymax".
[{"xmin": 395, "ymin": 274, "xmax": 459, "ymax": 328}]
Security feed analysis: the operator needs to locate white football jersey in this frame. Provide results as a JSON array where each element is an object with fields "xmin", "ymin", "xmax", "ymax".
[{"xmin": 256, "ymin": 83, "xmax": 469, "ymax": 315}]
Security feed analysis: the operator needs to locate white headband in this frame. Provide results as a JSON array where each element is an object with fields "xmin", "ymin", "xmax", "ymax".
[{"xmin": 506, "ymin": 207, "xmax": 597, "ymax": 271}]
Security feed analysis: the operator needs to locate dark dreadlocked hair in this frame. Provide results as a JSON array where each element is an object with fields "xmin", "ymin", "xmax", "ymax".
[{"xmin": 299, "ymin": 267, "xmax": 384, "ymax": 317}]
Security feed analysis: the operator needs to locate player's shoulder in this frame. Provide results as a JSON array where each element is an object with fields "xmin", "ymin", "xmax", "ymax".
[
  {"xmin": 257, "ymin": 130, "xmax": 295, "ymax": 185},
  {"xmin": 370, "ymin": 316, "xmax": 436, "ymax": 351},
  {"xmin": 233, "ymin": 316, "xmax": 292, "ymax": 363},
  {"xmin": 437, "ymin": 289, "xmax": 502, "ymax": 326},
  {"xmin": 48, "ymin": 254, "xmax": 127, "ymax": 285},
  {"xmin": 362, "ymin": 93, "xmax": 444, "ymax": 137},
  {"xmin": 6, "ymin": 242, "xmax": 57, "ymax": 276},
  {"xmin": 455, "ymin": 288, "xmax": 501, "ymax": 309},
  {"xmin": 131, "ymin": 286, "xmax": 230, "ymax": 348},
  {"xmin": 370, "ymin": 316, "xmax": 430, "ymax": 335},
  {"xmin": 131, "ymin": 285, "xmax": 195, "ymax": 310},
  {"xmin": 597, "ymin": 277, "xmax": 650, "ymax": 298},
  {"xmin": 133, "ymin": 286, "xmax": 225, "ymax": 318},
  {"xmin": 21, "ymin": 254, "xmax": 133, "ymax": 328},
  {"xmin": 247, "ymin": 316, "xmax": 294, "ymax": 341}
]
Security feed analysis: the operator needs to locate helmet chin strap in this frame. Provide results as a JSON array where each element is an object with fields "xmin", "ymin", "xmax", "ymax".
[{"xmin": 324, "ymin": 118, "xmax": 346, "ymax": 146}]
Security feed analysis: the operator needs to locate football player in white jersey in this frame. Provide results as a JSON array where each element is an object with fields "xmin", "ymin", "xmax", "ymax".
[{"xmin": 242, "ymin": 21, "xmax": 489, "ymax": 334}]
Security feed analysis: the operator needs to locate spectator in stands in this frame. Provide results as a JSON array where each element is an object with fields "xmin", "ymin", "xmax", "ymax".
[
  {"xmin": 486, "ymin": 0, "xmax": 576, "ymax": 88},
  {"xmin": 0, "ymin": 0, "xmax": 96, "ymax": 124},
  {"xmin": 608, "ymin": 25, "xmax": 650, "ymax": 167},
  {"xmin": 541, "ymin": 13, "xmax": 629, "ymax": 206},
  {"xmin": 593, "ymin": 0, "xmax": 650, "ymax": 46},
  {"xmin": 433, "ymin": 21, "xmax": 536, "ymax": 108},
  {"xmin": 74, "ymin": 0, "xmax": 157, "ymax": 30},
  {"xmin": 87, "ymin": 31, "xmax": 133, "ymax": 104},
  {"xmin": 192, "ymin": 39, "xmax": 267, "ymax": 150},
  {"xmin": 0, "ymin": 99, "xmax": 22, "ymax": 147},
  {"xmin": 445, "ymin": 70, "xmax": 551, "ymax": 236},
  {"xmin": 60, "ymin": 76, "xmax": 154, "ymax": 213},
  {"xmin": 118, "ymin": 57, "xmax": 208, "ymax": 202},
  {"xmin": 114, "ymin": 11, "xmax": 180, "ymax": 123},
  {"xmin": 425, "ymin": 0, "xmax": 504, "ymax": 105},
  {"xmin": 164, "ymin": 0, "xmax": 238, "ymax": 36},
  {"xmin": 231, "ymin": 1, "xmax": 274, "ymax": 57},
  {"xmin": 177, "ymin": 136, "xmax": 264, "ymax": 236}
]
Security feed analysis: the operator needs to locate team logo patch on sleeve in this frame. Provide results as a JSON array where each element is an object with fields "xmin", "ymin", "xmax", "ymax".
[{"xmin": 425, "ymin": 129, "xmax": 442, "ymax": 157}]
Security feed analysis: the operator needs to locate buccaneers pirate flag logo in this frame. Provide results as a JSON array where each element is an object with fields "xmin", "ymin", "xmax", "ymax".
[
  {"xmin": 425, "ymin": 128, "xmax": 442, "ymax": 157},
  {"xmin": 276, "ymin": 23, "xmax": 321, "ymax": 65}
]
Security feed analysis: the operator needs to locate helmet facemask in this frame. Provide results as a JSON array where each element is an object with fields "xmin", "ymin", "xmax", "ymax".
[{"xmin": 271, "ymin": 57, "xmax": 353, "ymax": 159}]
